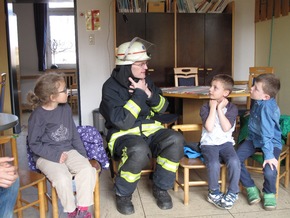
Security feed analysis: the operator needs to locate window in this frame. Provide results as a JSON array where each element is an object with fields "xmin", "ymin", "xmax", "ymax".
[{"xmin": 47, "ymin": 2, "xmax": 76, "ymax": 68}]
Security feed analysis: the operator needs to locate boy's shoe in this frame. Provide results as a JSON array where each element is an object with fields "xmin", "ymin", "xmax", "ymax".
[
  {"xmin": 246, "ymin": 186, "xmax": 261, "ymax": 205},
  {"xmin": 263, "ymin": 193, "xmax": 276, "ymax": 211},
  {"xmin": 207, "ymin": 191, "xmax": 224, "ymax": 209},
  {"xmin": 116, "ymin": 195, "xmax": 135, "ymax": 215},
  {"xmin": 153, "ymin": 184, "xmax": 173, "ymax": 210},
  {"xmin": 220, "ymin": 192, "xmax": 238, "ymax": 210}
]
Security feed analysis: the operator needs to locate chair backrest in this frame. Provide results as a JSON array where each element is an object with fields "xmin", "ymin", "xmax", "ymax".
[
  {"xmin": 246, "ymin": 67, "xmax": 274, "ymax": 109},
  {"xmin": 248, "ymin": 67, "xmax": 274, "ymax": 89},
  {"xmin": 0, "ymin": 73, "xmax": 7, "ymax": 112},
  {"xmin": 172, "ymin": 123, "xmax": 203, "ymax": 144},
  {"xmin": 77, "ymin": 125, "xmax": 110, "ymax": 169},
  {"xmin": 174, "ymin": 67, "xmax": 199, "ymax": 87}
]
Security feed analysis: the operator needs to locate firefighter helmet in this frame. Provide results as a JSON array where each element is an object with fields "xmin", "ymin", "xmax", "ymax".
[{"xmin": 115, "ymin": 37, "xmax": 152, "ymax": 65}]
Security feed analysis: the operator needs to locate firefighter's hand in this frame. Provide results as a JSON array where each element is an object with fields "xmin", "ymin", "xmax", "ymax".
[{"xmin": 129, "ymin": 77, "xmax": 151, "ymax": 98}]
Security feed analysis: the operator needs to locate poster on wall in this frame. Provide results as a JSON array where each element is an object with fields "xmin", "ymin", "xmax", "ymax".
[{"xmin": 85, "ymin": 10, "xmax": 100, "ymax": 31}]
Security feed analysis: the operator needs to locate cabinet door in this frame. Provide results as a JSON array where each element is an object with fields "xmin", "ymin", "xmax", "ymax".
[
  {"xmin": 204, "ymin": 14, "xmax": 232, "ymax": 85},
  {"xmin": 177, "ymin": 14, "xmax": 205, "ymax": 84},
  {"xmin": 116, "ymin": 13, "xmax": 146, "ymax": 46},
  {"xmin": 146, "ymin": 13, "xmax": 174, "ymax": 87},
  {"xmin": 177, "ymin": 13, "xmax": 232, "ymax": 85}
]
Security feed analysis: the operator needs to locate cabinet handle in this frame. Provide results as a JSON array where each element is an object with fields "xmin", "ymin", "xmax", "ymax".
[
  {"xmin": 148, "ymin": 69, "xmax": 154, "ymax": 72},
  {"xmin": 198, "ymin": 68, "xmax": 204, "ymax": 71},
  {"xmin": 207, "ymin": 68, "xmax": 213, "ymax": 71}
]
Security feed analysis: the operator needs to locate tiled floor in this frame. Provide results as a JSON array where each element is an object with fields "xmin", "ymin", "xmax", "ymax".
[{"xmin": 10, "ymin": 113, "xmax": 290, "ymax": 217}]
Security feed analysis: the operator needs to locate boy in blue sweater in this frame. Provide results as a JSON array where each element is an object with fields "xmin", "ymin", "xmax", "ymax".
[{"xmin": 236, "ymin": 73, "xmax": 281, "ymax": 211}]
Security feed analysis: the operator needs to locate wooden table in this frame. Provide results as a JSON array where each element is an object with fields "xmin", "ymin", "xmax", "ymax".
[
  {"xmin": 0, "ymin": 113, "xmax": 19, "ymax": 132},
  {"xmin": 0, "ymin": 113, "xmax": 19, "ymax": 156},
  {"xmin": 162, "ymin": 86, "xmax": 250, "ymax": 141}
]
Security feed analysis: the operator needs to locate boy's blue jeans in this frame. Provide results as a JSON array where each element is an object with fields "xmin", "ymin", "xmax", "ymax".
[
  {"xmin": 0, "ymin": 177, "xmax": 19, "ymax": 218},
  {"xmin": 200, "ymin": 142, "xmax": 241, "ymax": 194},
  {"xmin": 236, "ymin": 140, "xmax": 281, "ymax": 194}
]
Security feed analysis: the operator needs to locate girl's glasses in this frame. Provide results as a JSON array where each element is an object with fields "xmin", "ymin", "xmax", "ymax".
[{"xmin": 58, "ymin": 87, "xmax": 68, "ymax": 93}]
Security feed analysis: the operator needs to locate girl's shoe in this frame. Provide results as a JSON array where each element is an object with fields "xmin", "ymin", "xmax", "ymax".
[
  {"xmin": 67, "ymin": 208, "xmax": 78, "ymax": 218},
  {"xmin": 263, "ymin": 193, "xmax": 276, "ymax": 211}
]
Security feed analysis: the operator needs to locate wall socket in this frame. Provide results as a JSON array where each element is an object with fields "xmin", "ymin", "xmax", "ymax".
[{"xmin": 89, "ymin": 34, "xmax": 95, "ymax": 45}]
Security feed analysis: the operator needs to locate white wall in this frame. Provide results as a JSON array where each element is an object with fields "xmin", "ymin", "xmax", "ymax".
[
  {"xmin": 255, "ymin": 16, "xmax": 290, "ymax": 114},
  {"xmin": 76, "ymin": 0, "xmax": 114, "ymax": 125},
  {"xmin": 233, "ymin": 0, "xmax": 255, "ymax": 80}
]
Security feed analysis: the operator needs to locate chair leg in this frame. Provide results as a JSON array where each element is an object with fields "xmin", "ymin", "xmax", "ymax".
[
  {"xmin": 183, "ymin": 167, "xmax": 189, "ymax": 205},
  {"xmin": 43, "ymin": 181, "xmax": 49, "ymax": 212},
  {"xmin": 37, "ymin": 179, "xmax": 46, "ymax": 218},
  {"xmin": 276, "ymin": 157, "xmax": 281, "ymax": 197},
  {"xmin": 174, "ymin": 169, "xmax": 179, "ymax": 192},
  {"xmin": 285, "ymin": 152, "xmax": 289, "ymax": 188},
  {"xmin": 94, "ymin": 173, "xmax": 100, "ymax": 218},
  {"xmin": 51, "ymin": 186, "xmax": 58, "ymax": 218},
  {"xmin": 16, "ymin": 190, "xmax": 23, "ymax": 218}
]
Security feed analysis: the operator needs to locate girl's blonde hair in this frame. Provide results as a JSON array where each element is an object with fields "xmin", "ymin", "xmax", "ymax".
[{"xmin": 27, "ymin": 72, "xmax": 65, "ymax": 109}]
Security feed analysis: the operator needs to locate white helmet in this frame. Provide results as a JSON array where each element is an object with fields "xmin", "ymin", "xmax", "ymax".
[{"xmin": 115, "ymin": 37, "xmax": 152, "ymax": 65}]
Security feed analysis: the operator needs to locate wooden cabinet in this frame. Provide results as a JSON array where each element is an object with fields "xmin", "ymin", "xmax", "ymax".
[
  {"xmin": 177, "ymin": 13, "xmax": 232, "ymax": 85},
  {"xmin": 116, "ymin": 13, "xmax": 175, "ymax": 87},
  {"xmin": 114, "ymin": 1, "xmax": 234, "ymax": 87}
]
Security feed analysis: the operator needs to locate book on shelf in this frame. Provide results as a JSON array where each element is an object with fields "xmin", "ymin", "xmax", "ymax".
[
  {"xmin": 116, "ymin": 0, "xmax": 154, "ymax": 13},
  {"xmin": 198, "ymin": 1, "xmax": 213, "ymax": 13},
  {"xmin": 186, "ymin": 0, "xmax": 196, "ymax": 13},
  {"xmin": 177, "ymin": 0, "xmax": 186, "ymax": 13},
  {"xmin": 209, "ymin": 0, "xmax": 232, "ymax": 13},
  {"xmin": 195, "ymin": 0, "xmax": 207, "ymax": 12},
  {"xmin": 197, "ymin": 1, "xmax": 209, "ymax": 13},
  {"xmin": 208, "ymin": 0, "xmax": 223, "ymax": 13}
]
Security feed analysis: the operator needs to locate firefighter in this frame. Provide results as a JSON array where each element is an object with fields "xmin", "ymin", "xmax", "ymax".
[{"xmin": 99, "ymin": 38, "xmax": 184, "ymax": 215}]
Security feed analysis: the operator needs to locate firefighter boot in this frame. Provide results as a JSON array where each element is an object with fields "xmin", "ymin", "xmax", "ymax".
[{"xmin": 153, "ymin": 184, "xmax": 173, "ymax": 210}]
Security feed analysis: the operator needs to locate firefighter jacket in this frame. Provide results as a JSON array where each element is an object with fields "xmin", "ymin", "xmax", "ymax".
[{"xmin": 99, "ymin": 65, "xmax": 169, "ymax": 154}]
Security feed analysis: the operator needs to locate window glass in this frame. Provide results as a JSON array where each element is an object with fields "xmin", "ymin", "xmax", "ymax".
[
  {"xmin": 49, "ymin": 2, "xmax": 74, "ymax": 8},
  {"xmin": 47, "ymin": 3, "xmax": 76, "ymax": 68}
]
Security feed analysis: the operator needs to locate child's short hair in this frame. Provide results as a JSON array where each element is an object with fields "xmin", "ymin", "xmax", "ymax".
[
  {"xmin": 255, "ymin": 73, "xmax": 280, "ymax": 98},
  {"xmin": 211, "ymin": 74, "xmax": 234, "ymax": 92},
  {"xmin": 27, "ymin": 72, "xmax": 65, "ymax": 108}
]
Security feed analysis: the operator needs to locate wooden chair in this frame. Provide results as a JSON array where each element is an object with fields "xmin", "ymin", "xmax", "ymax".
[
  {"xmin": 152, "ymin": 113, "xmax": 179, "ymax": 128},
  {"xmin": 246, "ymin": 67, "xmax": 274, "ymax": 109},
  {"xmin": 0, "ymin": 135, "xmax": 46, "ymax": 218},
  {"xmin": 0, "ymin": 72, "xmax": 6, "ymax": 112},
  {"xmin": 110, "ymin": 156, "xmax": 155, "ymax": 180},
  {"xmin": 69, "ymin": 83, "xmax": 78, "ymax": 113},
  {"xmin": 174, "ymin": 67, "xmax": 199, "ymax": 87},
  {"xmin": 0, "ymin": 73, "xmax": 7, "ymax": 156},
  {"xmin": 234, "ymin": 67, "xmax": 274, "ymax": 111},
  {"xmin": 243, "ymin": 132, "xmax": 289, "ymax": 197},
  {"xmin": 172, "ymin": 124, "xmax": 227, "ymax": 205},
  {"xmin": 26, "ymin": 132, "xmax": 102, "ymax": 218}
]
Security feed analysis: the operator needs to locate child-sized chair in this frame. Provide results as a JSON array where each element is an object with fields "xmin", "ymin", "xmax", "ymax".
[
  {"xmin": 172, "ymin": 124, "xmax": 227, "ymax": 205},
  {"xmin": 27, "ymin": 126, "xmax": 108, "ymax": 218}
]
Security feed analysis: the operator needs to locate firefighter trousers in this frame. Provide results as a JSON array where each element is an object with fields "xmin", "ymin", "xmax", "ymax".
[{"xmin": 113, "ymin": 128, "xmax": 184, "ymax": 196}]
